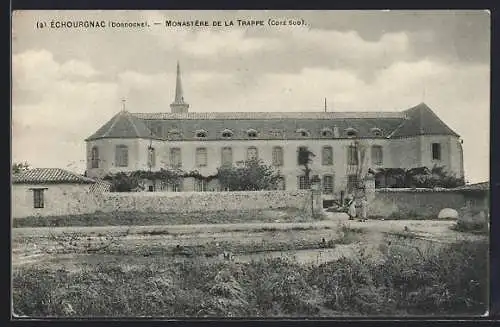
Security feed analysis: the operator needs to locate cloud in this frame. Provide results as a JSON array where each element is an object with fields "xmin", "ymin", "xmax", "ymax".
[
  {"xmin": 177, "ymin": 30, "xmax": 278, "ymax": 57},
  {"xmin": 12, "ymin": 49, "xmax": 120, "ymax": 172},
  {"xmin": 10, "ymin": 31, "xmax": 489, "ymax": 182}
]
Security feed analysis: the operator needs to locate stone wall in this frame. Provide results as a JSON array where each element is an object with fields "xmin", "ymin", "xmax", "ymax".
[
  {"xmin": 12, "ymin": 183, "xmax": 100, "ymax": 219},
  {"xmin": 368, "ymin": 188, "xmax": 467, "ymax": 218},
  {"xmin": 97, "ymin": 190, "xmax": 313, "ymax": 214}
]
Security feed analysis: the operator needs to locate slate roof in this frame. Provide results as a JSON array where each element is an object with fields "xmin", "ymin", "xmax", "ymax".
[
  {"xmin": 85, "ymin": 103, "xmax": 460, "ymax": 142},
  {"xmin": 85, "ymin": 110, "xmax": 158, "ymax": 141},
  {"xmin": 12, "ymin": 168, "xmax": 96, "ymax": 184},
  {"xmin": 389, "ymin": 103, "xmax": 460, "ymax": 138}
]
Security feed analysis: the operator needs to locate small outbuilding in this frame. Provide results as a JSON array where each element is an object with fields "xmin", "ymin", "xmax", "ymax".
[{"xmin": 11, "ymin": 168, "xmax": 109, "ymax": 219}]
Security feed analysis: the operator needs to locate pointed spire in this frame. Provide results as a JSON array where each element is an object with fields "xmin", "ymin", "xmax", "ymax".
[
  {"xmin": 170, "ymin": 61, "xmax": 189, "ymax": 113},
  {"xmin": 174, "ymin": 61, "xmax": 184, "ymax": 104}
]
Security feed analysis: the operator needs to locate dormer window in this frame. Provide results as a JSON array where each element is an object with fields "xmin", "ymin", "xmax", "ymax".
[
  {"xmin": 195, "ymin": 129, "xmax": 208, "ymax": 138},
  {"xmin": 321, "ymin": 128, "xmax": 333, "ymax": 138},
  {"xmin": 168, "ymin": 129, "xmax": 181, "ymax": 139},
  {"xmin": 269, "ymin": 129, "xmax": 283, "ymax": 137},
  {"xmin": 345, "ymin": 128, "xmax": 358, "ymax": 138},
  {"xmin": 296, "ymin": 128, "xmax": 310, "ymax": 137},
  {"xmin": 222, "ymin": 129, "xmax": 233, "ymax": 138},
  {"xmin": 247, "ymin": 129, "xmax": 258, "ymax": 138},
  {"xmin": 371, "ymin": 128, "xmax": 383, "ymax": 137}
]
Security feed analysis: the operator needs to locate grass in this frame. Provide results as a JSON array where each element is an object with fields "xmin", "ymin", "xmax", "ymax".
[
  {"xmin": 12, "ymin": 208, "xmax": 312, "ymax": 228},
  {"xmin": 12, "ymin": 238, "xmax": 488, "ymax": 317}
]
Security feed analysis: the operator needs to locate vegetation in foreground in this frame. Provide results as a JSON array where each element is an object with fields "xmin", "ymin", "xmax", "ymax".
[{"xmin": 13, "ymin": 239, "xmax": 488, "ymax": 317}]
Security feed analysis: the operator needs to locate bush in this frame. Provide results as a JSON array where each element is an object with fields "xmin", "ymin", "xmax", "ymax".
[{"xmin": 12, "ymin": 240, "xmax": 488, "ymax": 317}]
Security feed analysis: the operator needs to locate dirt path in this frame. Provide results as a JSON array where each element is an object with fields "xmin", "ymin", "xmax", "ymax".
[
  {"xmin": 13, "ymin": 216, "xmax": 458, "ymax": 238},
  {"xmin": 13, "ymin": 216, "xmax": 485, "ymax": 271}
]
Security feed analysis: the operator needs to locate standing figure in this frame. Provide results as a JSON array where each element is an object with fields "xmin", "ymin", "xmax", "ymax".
[
  {"xmin": 347, "ymin": 195, "xmax": 356, "ymax": 220},
  {"xmin": 360, "ymin": 196, "xmax": 368, "ymax": 221}
]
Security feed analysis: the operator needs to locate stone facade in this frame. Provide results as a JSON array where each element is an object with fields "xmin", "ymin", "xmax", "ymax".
[
  {"xmin": 86, "ymin": 135, "xmax": 463, "ymax": 199},
  {"xmin": 84, "ymin": 64, "xmax": 465, "ymax": 200},
  {"xmin": 11, "ymin": 183, "xmax": 100, "ymax": 219}
]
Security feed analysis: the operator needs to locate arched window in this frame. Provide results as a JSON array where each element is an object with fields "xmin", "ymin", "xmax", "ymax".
[
  {"xmin": 371, "ymin": 128, "xmax": 383, "ymax": 137},
  {"xmin": 269, "ymin": 129, "xmax": 283, "ymax": 137},
  {"xmin": 168, "ymin": 129, "xmax": 182, "ymax": 139},
  {"xmin": 222, "ymin": 129, "xmax": 233, "ymax": 138},
  {"xmin": 321, "ymin": 128, "xmax": 333, "ymax": 138},
  {"xmin": 296, "ymin": 128, "xmax": 310, "ymax": 137},
  {"xmin": 322, "ymin": 146, "xmax": 333, "ymax": 166},
  {"xmin": 345, "ymin": 128, "xmax": 358, "ymax": 138},
  {"xmin": 91, "ymin": 146, "xmax": 99, "ymax": 168},
  {"xmin": 272, "ymin": 146, "xmax": 284, "ymax": 166},
  {"xmin": 247, "ymin": 129, "xmax": 258, "ymax": 138},
  {"xmin": 115, "ymin": 145, "xmax": 128, "ymax": 167},
  {"xmin": 195, "ymin": 130, "xmax": 208, "ymax": 138}
]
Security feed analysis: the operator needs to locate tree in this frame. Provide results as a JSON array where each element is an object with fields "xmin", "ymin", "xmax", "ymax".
[
  {"xmin": 103, "ymin": 172, "xmax": 139, "ymax": 192},
  {"xmin": 297, "ymin": 147, "xmax": 315, "ymax": 189},
  {"xmin": 217, "ymin": 159, "xmax": 281, "ymax": 191},
  {"xmin": 104, "ymin": 168, "xmax": 185, "ymax": 192},
  {"xmin": 12, "ymin": 162, "xmax": 30, "ymax": 174},
  {"xmin": 409, "ymin": 165, "xmax": 465, "ymax": 188},
  {"xmin": 374, "ymin": 165, "xmax": 465, "ymax": 189}
]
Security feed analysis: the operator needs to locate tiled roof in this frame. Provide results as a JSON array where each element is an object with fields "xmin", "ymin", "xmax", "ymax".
[
  {"xmin": 85, "ymin": 103, "xmax": 460, "ymax": 142},
  {"xmin": 389, "ymin": 103, "xmax": 460, "ymax": 138},
  {"xmin": 12, "ymin": 168, "xmax": 96, "ymax": 184},
  {"xmin": 132, "ymin": 111, "xmax": 406, "ymax": 120},
  {"xmin": 89, "ymin": 179, "xmax": 112, "ymax": 193}
]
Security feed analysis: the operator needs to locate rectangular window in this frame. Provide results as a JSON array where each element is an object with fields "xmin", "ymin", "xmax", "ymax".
[
  {"xmin": 297, "ymin": 146, "xmax": 308, "ymax": 165},
  {"xmin": 432, "ymin": 143, "xmax": 441, "ymax": 160},
  {"xmin": 91, "ymin": 146, "xmax": 99, "ymax": 168},
  {"xmin": 171, "ymin": 180, "xmax": 183, "ymax": 192},
  {"xmin": 170, "ymin": 148, "xmax": 182, "ymax": 167},
  {"xmin": 195, "ymin": 179, "xmax": 208, "ymax": 192},
  {"xmin": 33, "ymin": 189, "xmax": 45, "ymax": 208},
  {"xmin": 247, "ymin": 146, "xmax": 258, "ymax": 161},
  {"xmin": 272, "ymin": 146, "xmax": 284, "ymax": 166},
  {"xmin": 322, "ymin": 146, "xmax": 333, "ymax": 166},
  {"xmin": 371, "ymin": 145, "xmax": 383, "ymax": 166},
  {"xmin": 196, "ymin": 147, "xmax": 208, "ymax": 167},
  {"xmin": 323, "ymin": 175, "xmax": 334, "ymax": 194},
  {"xmin": 221, "ymin": 147, "xmax": 233, "ymax": 166},
  {"xmin": 115, "ymin": 145, "xmax": 129, "ymax": 167},
  {"xmin": 148, "ymin": 147, "xmax": 156, "ymax": 168},
  {"xmin": 298, "ymin": 175, "xmax": 309, "ymax": 190},
  {"xmin": 347, "ymin": 174, "xmax": 357, "ymax": 193},
  {"xmin": 347, "ymin": 145, "xmax": 358, "ymax": 165}
]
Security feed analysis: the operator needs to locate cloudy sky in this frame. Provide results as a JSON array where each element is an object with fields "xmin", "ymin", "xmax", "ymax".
[{"xmin": 12, "ymin": 10, "xmax": 490, "ymax": 183}]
